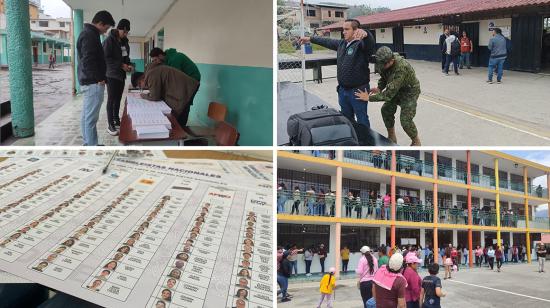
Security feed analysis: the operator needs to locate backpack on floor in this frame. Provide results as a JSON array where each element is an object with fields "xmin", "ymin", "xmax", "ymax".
[{"xmin": 287, "ymin": 108, "xmax": 359, "ymax": 146}]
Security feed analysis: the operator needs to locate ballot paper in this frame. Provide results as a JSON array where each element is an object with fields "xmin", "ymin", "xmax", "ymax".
[
  {"xmin": 0, "ymin": 154, "xmax": 273, "ymax": 308},
  {"xmin": 135, "ymin": 125, "xmax": 170, "ymax": 139},
  {"xmin": 131, "ymin": 112, "xmax": 172, "ymax": 130},
  {"xmin": 127, "ymin": 96, "xmax": 172, "ymax": 116}
]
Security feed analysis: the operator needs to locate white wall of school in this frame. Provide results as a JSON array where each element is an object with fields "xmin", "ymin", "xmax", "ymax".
[
  {"xmin": 375, "ymin": 28, "xmax": 393, "ymax": 44},
  {"xmin": 403, "ymin": 23, "xmax": 442, "ymax": 45},
  {"xmin": 479, "ymin": 18, "xmax": 512, "ymax": 46},
  {"xmin": 145, "ymin": 0, "xmax": 272, "ymax": 68}
]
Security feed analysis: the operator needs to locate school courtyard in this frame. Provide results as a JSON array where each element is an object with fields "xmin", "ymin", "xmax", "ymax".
[
  {"xmin": 277, "ymin": 54, "xmax": 550, "ymax": 146},
  {"xmin": 278, "ymin": 262, "xmax": 550, "ymax": 308}
]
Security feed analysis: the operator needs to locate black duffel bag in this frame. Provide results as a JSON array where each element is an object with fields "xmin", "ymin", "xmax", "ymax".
[{"xmin": 287, "ymin": 108, "xmax": 359, "ymax": 146}]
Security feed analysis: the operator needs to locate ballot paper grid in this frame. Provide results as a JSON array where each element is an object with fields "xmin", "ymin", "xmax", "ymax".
[
  {"xmin": 226, "ymin": 191, "xmax": 273, "ymax": 308},
  {"xmin": 0, "ymin": 155, "xmax": 273, "ymax": 308}
]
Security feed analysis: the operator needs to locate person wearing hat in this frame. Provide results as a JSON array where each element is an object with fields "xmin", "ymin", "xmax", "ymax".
[
  {"xmin": 356, "ymin": 246, "xmax": 378, "ymax": 308},
  {"xmin": 103, "ymin": 18, "xmax": 133, "ymax": 135},
  {"xmin": 317, "ymin": 267, "xmax": 336, "ymax": 308},
  {"xmin": 354, "ymin": 46, "xmax": 422, "ymax": 146},
  {"xmin": 77, "ymin": 10, "xmax": 116, "ymax": 146},
  {"xmin": 372, "ymin": 252, "xmax": 407, "ymax": 308},
  {"xmin": 403, "ymin": 253, "xmax": 422, "ymax": 308},
  {"xmin": 298, "ymin": 19, "xmax": 375, "ymax": 128}
]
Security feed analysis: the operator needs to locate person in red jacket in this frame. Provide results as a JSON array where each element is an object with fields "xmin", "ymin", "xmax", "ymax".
[{"xmin": 460, "ymin": 31, "xmax": 473, "ymax": 69}]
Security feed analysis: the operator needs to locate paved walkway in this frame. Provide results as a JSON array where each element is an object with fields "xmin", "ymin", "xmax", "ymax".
[
  {"xmin": 279, "ymin": 262, "xmax": 550, "ymax": 308},
  {"xmin": 278, "ymin": 57, "xmax": 550, "ymax": 146}
]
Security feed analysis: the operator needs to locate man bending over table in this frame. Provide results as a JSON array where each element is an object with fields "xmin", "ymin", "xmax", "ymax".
[{"xmin": 131, "ymin": 63, "xmax": 199, "ymax": 128}]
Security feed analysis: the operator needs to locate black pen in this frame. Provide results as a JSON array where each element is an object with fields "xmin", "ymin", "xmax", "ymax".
[{"xmin": 102, "ymin": 150, "xmax": 119, "ymax": 174}]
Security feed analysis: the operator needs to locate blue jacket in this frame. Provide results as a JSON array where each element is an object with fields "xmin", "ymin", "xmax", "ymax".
[{"xmin": 488, "ymin": 34, "xmax": 507, "ymax": 59}]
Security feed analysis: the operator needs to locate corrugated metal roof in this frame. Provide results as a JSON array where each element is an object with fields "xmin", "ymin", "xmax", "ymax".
[{"xmin": 319, "ymin": 0, "xmax": 550, "ymax": 30}]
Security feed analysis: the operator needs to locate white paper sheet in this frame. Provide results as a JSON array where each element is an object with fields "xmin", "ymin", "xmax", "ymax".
[{"xmin": 0, "ymin": 154, "xmax": 273, "ymax": 308}]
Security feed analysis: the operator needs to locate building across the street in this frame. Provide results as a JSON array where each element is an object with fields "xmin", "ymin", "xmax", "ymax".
[
  {"xmin": 277, "ymin": 150, "xmax": 550, "ymax": 276},
  {"xmin": 0, "ymin": 0, "xmax": 71, "ymax": 66},
  {"xmin": 319, "ymin": 0, "xmax": 550, "ymax": 73},
  {"xmin": 283, "ymin": 0, "xmax": 349, "ymax": 31}
]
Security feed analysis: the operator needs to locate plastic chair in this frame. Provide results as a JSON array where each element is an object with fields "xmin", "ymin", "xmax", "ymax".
[
  {"xmin": 185, "ymin": 102, "xmax": 227, "ymax": 137},
  {"xmin": 215, "ymin": 121, "xmax": 240, "ymax": 146}
]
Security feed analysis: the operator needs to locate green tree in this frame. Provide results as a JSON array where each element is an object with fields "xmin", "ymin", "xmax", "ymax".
[{"xmin": 348, "ymin": 5, "xmax": 390, "ymax": 19}]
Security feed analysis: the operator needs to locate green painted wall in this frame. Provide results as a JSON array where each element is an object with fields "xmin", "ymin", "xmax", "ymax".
[
  {"xmin": 191, "ymin": 63, "xmax": 272, "ymax": 146},
  {"xmin": 131, "ymin": 59, "xmax": 145, "ymax": 73}
]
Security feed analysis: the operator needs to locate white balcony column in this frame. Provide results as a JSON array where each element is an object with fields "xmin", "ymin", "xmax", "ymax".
[
  {"xmin": 480, "ymin": 231, "xmax": 485, "ymax": 247},
  {"xmin": 380, "ymin": 226, "xmax": 387, "ymax": 246},
  {"xmin": 420, "ymin": 228, "xmax": 426, "ymax": 248},
  {"xmin": 452, "ymin": 229, "xmax": 458, "ymax": 247}
]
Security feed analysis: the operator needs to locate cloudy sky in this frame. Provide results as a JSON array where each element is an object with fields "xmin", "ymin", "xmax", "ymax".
[
  {"xmin": 309, "ymin": 0, "xmax": 442, "ymax": 9},
  {"xmin": 41, "ymin": 0, "xmax": 70, "ymax": 18}
]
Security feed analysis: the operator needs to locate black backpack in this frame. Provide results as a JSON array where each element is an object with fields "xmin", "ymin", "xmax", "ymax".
[
  {"xmin": 451, "ymin": 38, "xmax": 461, "ymax": 56},
  {"xmin": 287, "ymin": 108, "xmax": 359, "ymax": 146}
]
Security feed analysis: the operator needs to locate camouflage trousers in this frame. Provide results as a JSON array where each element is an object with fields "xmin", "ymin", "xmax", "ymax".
[{"xmin": 381, "ymin": 92, "xmax": 419, "ymax": 139}]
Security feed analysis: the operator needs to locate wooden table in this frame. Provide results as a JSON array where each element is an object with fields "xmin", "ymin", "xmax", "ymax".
[{"xmin": 118, "ymin": 98, "xmax": 187, "ymax": 145}]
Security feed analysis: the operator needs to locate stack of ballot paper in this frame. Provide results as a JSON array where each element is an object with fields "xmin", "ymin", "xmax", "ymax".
[
  {"xmin": 135, "ymin": 125, "xmax": 169, "ymax": 139},
  {"xmin": 126, "ymin": 96, "xmax": 172, "ymax": 139}
]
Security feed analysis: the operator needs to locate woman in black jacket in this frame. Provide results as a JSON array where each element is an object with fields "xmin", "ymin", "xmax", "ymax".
[{"xmin": 103, "ymin": 19, "xmax": 133, "ymax": 135}]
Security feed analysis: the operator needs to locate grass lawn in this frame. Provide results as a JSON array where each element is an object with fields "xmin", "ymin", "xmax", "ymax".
[{"xmin": 278, "ymin": 40, "xmax": 328, "ymax": 54}]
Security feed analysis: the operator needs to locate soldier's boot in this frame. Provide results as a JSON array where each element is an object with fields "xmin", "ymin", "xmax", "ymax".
[
  {"xmin": 387, "ymin": 128, "xmax": 397, "ymax": 144},
  {"xmin": 410, "ymin": 135, "xmax": 421, "ymax": 146}
]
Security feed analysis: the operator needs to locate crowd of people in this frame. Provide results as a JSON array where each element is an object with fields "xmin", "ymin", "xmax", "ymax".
[
  {"xmin": 278, "ymin": 242, "xmax": 548, "ymax": 307},
  {"xmin": 438, "ymin": 27, "xmax": 510, "ymax": 83},
  {"xmin": 277, "ymin": 185, "xmax": 524, "ymax": 227}
]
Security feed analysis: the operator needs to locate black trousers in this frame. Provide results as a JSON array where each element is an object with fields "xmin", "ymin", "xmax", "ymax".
[
  {"xmin": 176, "ymin": 84, "xmax": 200, "ymax": 128},
  {"xmin": 360, "ymin": 280, "xmax": 373, "ymax": 305},
  {"xmin": 488, "ymin": 257, "xmax": 494, "ymax": 269},
  {"xmin": 441, "ymin": 52, "xmax": 446, "ymax": 70},
  {"xmin": 496, "ymin": 257, "xmax": 503, "ymax": 269},
  {"xmin": 106, "ymin": 77, "xmax": 125, "ymax": 125},
  {"xmin": 291, "ymin": 200, "xmax": 300, "ymax": 214},
  {"xmin": 342, "ymin": 259, "xmax": 349, "ymax": 272}
]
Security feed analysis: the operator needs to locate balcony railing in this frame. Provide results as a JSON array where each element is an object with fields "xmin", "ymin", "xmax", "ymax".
[
  {"xmin": 529, "ymin": 186, "xmax": 549, "ymax": 199},
  {"xmin": 277, "ymin": 190, "xmax": 336, "ymax": 217},
  {"xmin": 277, "ymin": 190, "xmax": 549, "ymax": 230}
]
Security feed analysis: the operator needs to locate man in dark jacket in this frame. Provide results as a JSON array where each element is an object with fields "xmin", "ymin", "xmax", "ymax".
[
  {"xmin": 278, "ymin": 251, "xmax": 292, "ymax": 302},
  {"xmin": 103, "ymin": 18, "xmax": 133, "ymax": 135},
  {"xmin": 299, "ymin": 19, "xmax": 375, "ymax": 128},
  {"xmin": 77, "ymin": 10, "xmax": 115, "ymax": 146},
  {"xmin": 439, "ymin": 28, "xmax": 449, "ymax": 72}
]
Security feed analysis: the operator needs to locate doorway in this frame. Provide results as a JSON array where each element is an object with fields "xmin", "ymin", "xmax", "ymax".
[
  {"xmin": 542, "ymin": 17, "xmax": 550, "ymax": 72},
  {"xmin": 459, "ymin": 22, "xmax": 480, "ymax": 67}
]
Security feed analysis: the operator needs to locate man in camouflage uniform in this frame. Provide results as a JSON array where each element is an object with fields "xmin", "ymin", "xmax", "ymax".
[{"xmin": 355, "ymin": 46, "xmax": 421, "ymax": 146}]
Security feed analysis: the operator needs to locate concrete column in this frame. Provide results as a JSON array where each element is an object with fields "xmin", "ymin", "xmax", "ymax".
[
  {"xmin": 481, "ymin": 231, "xmax": 485, "ymax": 247},
  {"xmin": 479, "ymin": 198, "xmax": 484, "ymax": 209},
  {"xmin": 390, "ymin": 150, "xmax": 396, "ymax": 248},
  {"xmin": 507, "ymin": 172, "xmax": 511, "ymax": 190},
  {"xmin": 452, "ymin": 229, "xmax": 458, "ymax": 247},
  {"xmin": 433, "ymin": 150, "xmax": 439, "ymax": 264},
  {"xmin": 495, "ymin": 158, "xmax": 501, "ymax": 246},
  {"xmin": 523, "ymin": 167, "xmax": 531, "ymax": 263},
  {"xmin": 380, "ymin": 227, "xmax": 387, "ymax": 246},
  {"xmin": 420, "ymin": 189, "xmax": 426, "ymax": 204},
  {"xmin": 452, "ymin": 193, "xmax": 457, "ymax": 207},
  {"xmin": 334, "ymin": 166, "xmax": 342, "ymax": 278},
  {"xmin": 420, "ymin": 228, "xmax": 426, "ymax": 248},
  {"xmin": 72, "ymin": 9, "xmax": 83, "ymax": 94},
  {"xmin": 336, "ymin": 150, "xmax": 343, "ymax": 162},
  {"xmin": 467, "ymin": 150, "xmax": 473, "ymax": 268},
  {"xmin": 380, "ymin": 183, "xmax": 387, "ymax": 196},
  {"xmin": 5, "ymin": 0, "xmax": 35, "ymax": 137},
  {"xmin": 509, "ymin": 232, "xmax": 514, "ymax": 247},
  {"xmin": 335, "ymin": 167, "xmax": 342, "ymax": 218}
]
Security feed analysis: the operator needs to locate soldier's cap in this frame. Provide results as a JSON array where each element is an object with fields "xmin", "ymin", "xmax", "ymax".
[{"xmin": 375, "ymin": 46, "xmax": 395, "ymax": 71}]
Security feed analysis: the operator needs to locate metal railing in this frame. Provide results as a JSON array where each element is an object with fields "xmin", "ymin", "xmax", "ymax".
[
  {"xmin": 529, "ymin": 186, "xmax": 549, "ymax": 199},
  {"xmin": 277, "ymin": 190, "xmax": 336, "ymax": 217}
]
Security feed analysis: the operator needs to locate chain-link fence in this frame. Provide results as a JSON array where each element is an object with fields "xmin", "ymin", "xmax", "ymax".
[{"xmin": 277, "ymin": 2, "xmax": 306, "ymax": 83}]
